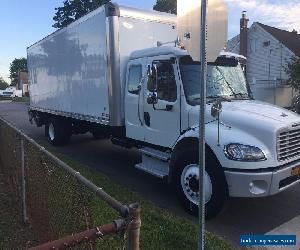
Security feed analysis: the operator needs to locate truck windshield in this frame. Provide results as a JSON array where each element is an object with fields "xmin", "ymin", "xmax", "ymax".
[{"xmin": 180, "ymin": 62, "xmax": 250, "ymax": 105}]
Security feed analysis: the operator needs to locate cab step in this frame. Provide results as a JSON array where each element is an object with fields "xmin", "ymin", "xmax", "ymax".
[
  {"xmin": 139, "ymin": 147, "xmax": 170, "ymax": 162},
  {"xmin": 135, "ymin": 147, "xmax": 170, "ymax": 179}
]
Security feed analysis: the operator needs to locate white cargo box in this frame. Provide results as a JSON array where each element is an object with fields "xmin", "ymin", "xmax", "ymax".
[{"xmin": 28, "ymin": 3, "xmax": 177, "ymax": 126}]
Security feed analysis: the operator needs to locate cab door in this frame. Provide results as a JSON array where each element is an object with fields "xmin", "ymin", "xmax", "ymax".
[
  {"xmin": 143, "ymin": 56, "xmax": 181, "ymax": 148},
  {"xmin": 125, "ymin": 59, "xmax": 146, "ymax": 141}
]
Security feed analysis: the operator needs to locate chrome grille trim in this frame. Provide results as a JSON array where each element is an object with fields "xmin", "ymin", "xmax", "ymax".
[{"xmin": 278, "ymin": 128, "xmax": 300, "ymax": 161}]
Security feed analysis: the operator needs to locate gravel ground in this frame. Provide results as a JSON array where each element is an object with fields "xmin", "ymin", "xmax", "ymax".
[{"xmin": 0, "ymin": 168, "xmax": 37, "ymax": 249}]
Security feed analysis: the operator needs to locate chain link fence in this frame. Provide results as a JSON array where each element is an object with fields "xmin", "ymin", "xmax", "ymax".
[{"xmin": 0, "ymin": 117, "xmax": 140, "ymax": 250}]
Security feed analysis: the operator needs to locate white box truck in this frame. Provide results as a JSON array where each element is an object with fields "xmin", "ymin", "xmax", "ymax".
[{"xmin": 28, "ymin": 3, "xmax": 300, "ymax": 219}]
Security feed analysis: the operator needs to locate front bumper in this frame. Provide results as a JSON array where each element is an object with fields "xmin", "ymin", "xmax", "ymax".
[{"xmin": 225, "ymin": 160, "xmax": 300, "ymax": 197}]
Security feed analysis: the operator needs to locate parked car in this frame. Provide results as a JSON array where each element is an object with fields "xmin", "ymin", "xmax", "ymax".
[{"xmin": 0, "ymin": 88, "xmax": 15, "ymax": 99}]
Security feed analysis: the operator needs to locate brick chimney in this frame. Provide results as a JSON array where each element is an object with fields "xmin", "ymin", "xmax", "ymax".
[{"xmin": 240, "ymin": 11, "xmax": 249, "ymax": 57}]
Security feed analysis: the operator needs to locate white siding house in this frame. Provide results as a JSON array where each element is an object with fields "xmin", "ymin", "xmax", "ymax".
[{"xmin": 227, "ymin": 21, "xmax": 300, "ymax": 108}]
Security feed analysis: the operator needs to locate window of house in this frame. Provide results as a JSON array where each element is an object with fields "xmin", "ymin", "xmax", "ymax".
[
  {"xmin": 249, "ymin": 39, "xmax": 257, "ymax": 53},
  {"xmin": 128, "ymin": 65, "xmax": 142, "ymax": 95},
  {"xmin": 147, "ymin": 61, "xmax": 177, "ymax": 102}
]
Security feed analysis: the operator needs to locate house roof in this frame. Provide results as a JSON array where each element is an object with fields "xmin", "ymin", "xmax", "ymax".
[{"xmin": 256, "ymin": 22, "xmax": 300, "ymax": 56}]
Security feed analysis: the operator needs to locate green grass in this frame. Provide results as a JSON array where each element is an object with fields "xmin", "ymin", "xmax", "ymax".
[
  {"xmin": 45, "ymin": 149, "xmax": 233, "ymax": 250},
  {"xmin": 12, "ymin": 96, "xmax": 30, "ymax": 103}
]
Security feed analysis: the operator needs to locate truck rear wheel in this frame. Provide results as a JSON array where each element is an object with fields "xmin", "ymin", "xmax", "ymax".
[
  {"xmin": 173, "ymin": 148, "xmax": 228, "ymax": 219},
  {"xmin": 47, "ymin": 118, "xmax": 71, "ymax": 146}
]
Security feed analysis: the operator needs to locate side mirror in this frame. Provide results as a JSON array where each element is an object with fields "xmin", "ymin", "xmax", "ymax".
[
  {"xmin": 147, "ymin": 93, "xmax": 158, "ymax": 105},
  {"xmin": 211, "ymin": 99, "xmax": 222, "ymax": 118}
]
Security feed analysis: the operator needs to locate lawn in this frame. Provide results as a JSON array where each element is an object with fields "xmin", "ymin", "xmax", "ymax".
[
  {"xmin": 0, "ymin": 116, "xmax": 233, "ymax": 249},
  {"xmin": 46, "ymin": 149, "xmax": 234, "ymax": 250},
  {"xmin": 12, "ymin": 96, "xmax": 30, "ymax": 104}
]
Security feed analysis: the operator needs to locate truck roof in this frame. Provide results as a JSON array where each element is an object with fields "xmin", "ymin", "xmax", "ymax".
[
  {"xmin": 220, "ymin": 51, "xmax": 247, "ymax": 60},
  {"xmin": 130, "ymin": 46, "xmax": 188, "ymax": 60},
  {"xmin": 131, "ymin": 47, "xmax": 247, "ymax": 63}
]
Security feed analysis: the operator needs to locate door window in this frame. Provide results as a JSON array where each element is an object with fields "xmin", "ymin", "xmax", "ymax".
[
  {"xmin": 148, "ymin": 61, "xmax": 177, "ymax": 102},
  {"xmin": 128, "ymin": 65, "xmax": 142, "ymax": 95}
]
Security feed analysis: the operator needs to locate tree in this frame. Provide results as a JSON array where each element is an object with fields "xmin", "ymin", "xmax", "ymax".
[
  {"xmin": 153, "ymin": 0, "xmax": 177, "ymax": 14},
  {"xmin": 9, "ymin": 58, "xmax": 27, "ymax": 86},
  {"xmin": 0, "ymin": 77, "xmax": 9, "ymax": 90},
  {"xmin": 53, "ymin": 0, "xmax": 110, "ymax": 29},
  {"xmin": 286, "ymin": 56, "xmax": 300, "ymax": 89}
]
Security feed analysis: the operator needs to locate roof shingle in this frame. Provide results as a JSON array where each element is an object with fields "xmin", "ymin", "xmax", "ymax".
[{"xmin": 256, "ymin": 22, "xmax": 300, "ymax": 56}]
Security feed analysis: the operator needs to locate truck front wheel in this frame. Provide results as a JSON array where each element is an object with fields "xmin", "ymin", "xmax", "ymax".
[
  {"xmin": 47, "ymin": 118, "xmax": 71, "ymax": 146},
  {"xmin": 173, "ymin": 148, "xmax": 228, "ymax": 219}
]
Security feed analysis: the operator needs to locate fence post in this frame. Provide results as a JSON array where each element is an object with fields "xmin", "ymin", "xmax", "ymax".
[
  {"xmin": 127, "ymin": 203, "xmax": 141, "ymax": 250},
  {"xmin": 21, "ymin": 138, "xmax": 28, "ymax": 224}
]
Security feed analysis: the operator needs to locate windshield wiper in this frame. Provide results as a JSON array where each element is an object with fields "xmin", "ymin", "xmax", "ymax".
[
  {"xmin": 230, "ymin": 93, "xmax": 250, "ymax": 99},
  {"xmin": 207, "ymin": 96, "xmax": 232, "ymax": 103}
]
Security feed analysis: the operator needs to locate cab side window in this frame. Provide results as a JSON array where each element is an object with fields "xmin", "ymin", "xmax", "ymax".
[
  {"xmin": 148, "ymin": 61, "xmax": 177, "ymax": 102},
  {"xmin": 128, "ymin": 65, "xmax": 142, "ymax": 95}
]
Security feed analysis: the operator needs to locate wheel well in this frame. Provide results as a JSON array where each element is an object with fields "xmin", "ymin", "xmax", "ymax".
[{"xmin": 169, "ymin": 137, "xmax": 221, "ymax": 183}]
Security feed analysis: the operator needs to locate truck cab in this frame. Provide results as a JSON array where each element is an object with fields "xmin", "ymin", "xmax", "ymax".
[{"xmin": 124, "ymin": 46, "xmax": 300, "ymax": 218}]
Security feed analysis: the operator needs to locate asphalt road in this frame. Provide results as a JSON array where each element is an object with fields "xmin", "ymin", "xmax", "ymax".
[{"xmin": 1, "ymin": 101, "xmax": 300, "ymax": 248}]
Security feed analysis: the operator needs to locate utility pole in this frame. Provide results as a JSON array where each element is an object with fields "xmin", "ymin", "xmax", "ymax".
[{"xmin": 198, "ymin": 0, "xmax": 208, "ymax": 249}]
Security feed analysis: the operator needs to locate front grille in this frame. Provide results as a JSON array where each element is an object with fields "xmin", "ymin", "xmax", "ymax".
[{"xmin": 278, "ymin": 128, "xmax": 300, "ymax": 161}]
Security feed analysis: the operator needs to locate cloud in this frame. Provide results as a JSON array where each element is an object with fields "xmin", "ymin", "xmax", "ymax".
[{"xmin": 226, "ymin": 0, "xmax": 300, "ymax": 36}]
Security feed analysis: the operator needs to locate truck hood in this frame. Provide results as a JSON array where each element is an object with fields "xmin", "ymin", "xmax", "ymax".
[
  {"xmin": 189, "ymin": 100, "xmax": 300, "ymax": 133},
  {"xmin": 187, "ymin": 100, "xmax": 300, "ymax": 169}
]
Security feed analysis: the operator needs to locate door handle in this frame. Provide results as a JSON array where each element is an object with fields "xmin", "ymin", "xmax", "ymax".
[{"xmin": 144, "ymin": 112, "xmax": 150, "ymax": 127}]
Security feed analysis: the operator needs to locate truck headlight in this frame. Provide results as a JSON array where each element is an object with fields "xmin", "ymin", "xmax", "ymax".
[{"xmin": 224, "ymin": 143, "xmax": 266, "ymax": 162}]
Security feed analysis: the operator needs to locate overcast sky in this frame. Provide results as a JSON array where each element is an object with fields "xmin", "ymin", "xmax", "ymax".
[{"xmin": 0, "ymin": 0, "xmax": 299, "ymax": 83}]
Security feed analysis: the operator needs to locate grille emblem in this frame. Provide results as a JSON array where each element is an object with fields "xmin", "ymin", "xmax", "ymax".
[{"xmin": 281, "ymin": 113, "xmax": 288, "ymax": 118}]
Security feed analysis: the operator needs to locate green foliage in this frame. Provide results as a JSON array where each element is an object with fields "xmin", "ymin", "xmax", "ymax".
[
  {"xmin": 48, "ymin": 150, "xmax": 233, "ymax": 250},
  {"xmin": 286, "ymin": 56, "xmax": 300, "ymax": 89},
  {"xmin": 53, "ymin": 0, "xmax": 110, "ymax": 29},
  {"xmin": 0, "ymin": 77, "xmax": 9, "ymax": 90},
  {"xmin": 12, "ymin": 96, "xmax": 30, "ymax": 104},
  {"xmin": 153, "ymin": 0, "xmax": 177, "ymax": 14},
  {"xmin": 9, "ymin": 58, "xmax": 27, "ymax": 87}
]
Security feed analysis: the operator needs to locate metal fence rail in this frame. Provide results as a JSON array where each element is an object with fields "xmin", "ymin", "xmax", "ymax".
[
  {"xmin": 0, "ymin": 116, "xmax": 141, "ymax": 250},
  {"xmin": 28, "ymin": 220, "xmax": 126, "ymax": 250}
]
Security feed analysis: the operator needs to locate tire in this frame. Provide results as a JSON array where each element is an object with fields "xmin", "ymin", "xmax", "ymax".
[
  {"xmin": 47, "ymin": 117, "xmax": 71, "ymax": 146},
  {"xmin": 173, "ymin": 148, "xmax": 228, "ymax": 219}
]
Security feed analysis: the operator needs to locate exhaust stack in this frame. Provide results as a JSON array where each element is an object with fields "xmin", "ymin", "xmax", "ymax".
[{"xmin": 240, "ymin": 11, "xmax": 249, "ymax": 57}]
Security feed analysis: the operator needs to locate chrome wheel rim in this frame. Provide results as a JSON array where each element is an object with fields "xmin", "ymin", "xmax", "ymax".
[
  {"xmin": 49, "ymin": 123, "xmax": 55, "ymax": 141},
  {"xmin": 180, "ymin": 164, "xmax": 213, "ymax": 205}
]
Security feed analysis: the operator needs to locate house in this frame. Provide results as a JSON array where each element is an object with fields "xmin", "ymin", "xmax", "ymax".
[
  {"xmin": 227, "ymin": 12, "xmax": 300, "ymax": 108},
  {"xmin": 18, "ymin": 71, "xmax": 29, "ymax": 95}
]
